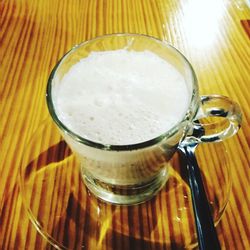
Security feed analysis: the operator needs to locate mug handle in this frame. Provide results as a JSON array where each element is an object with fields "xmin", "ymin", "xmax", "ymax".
[{"xmin": 188, "ymin": 95, "xmax": 242, "ymax": 143}]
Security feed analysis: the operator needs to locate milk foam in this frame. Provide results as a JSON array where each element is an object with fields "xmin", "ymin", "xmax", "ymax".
[{"xmin": 54, "ymin": 50, "xmax": 190, "ymax": 145}]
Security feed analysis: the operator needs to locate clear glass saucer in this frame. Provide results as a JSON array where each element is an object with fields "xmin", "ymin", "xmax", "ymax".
[{"xmin": 20, "ymin": 117, "xmax": 231, "ymax": 249}]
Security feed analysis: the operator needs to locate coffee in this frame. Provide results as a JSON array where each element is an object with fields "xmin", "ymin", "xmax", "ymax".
[{"xmin": 54, "ymin": 49, "xmax": 190, "ymax": 145}]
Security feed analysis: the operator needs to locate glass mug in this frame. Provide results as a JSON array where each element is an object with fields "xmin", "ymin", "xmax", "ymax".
[{"xmin": 46, "ymin": 34, "xmax": 242, "ymax": 205}]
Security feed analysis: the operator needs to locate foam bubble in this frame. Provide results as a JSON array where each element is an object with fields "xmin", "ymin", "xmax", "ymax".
[{"xmin": 54, "ymin": 50, "xmax": 190, "ymax": 145}]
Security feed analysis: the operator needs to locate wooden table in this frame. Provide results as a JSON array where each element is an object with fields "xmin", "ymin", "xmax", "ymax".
[{"xmin": 1, "ymin": 0, "xmax": 249, "ymax": 249}]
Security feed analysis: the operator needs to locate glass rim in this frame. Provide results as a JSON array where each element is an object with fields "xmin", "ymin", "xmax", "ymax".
[{"xmin": 46, "ymin": 33, "xmax": 199, "ymax": 151}]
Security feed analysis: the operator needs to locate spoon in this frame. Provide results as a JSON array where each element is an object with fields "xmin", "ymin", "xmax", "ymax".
[{"xmin": 178, "ymin": 125, "xmax": 221, "ymax": 250}]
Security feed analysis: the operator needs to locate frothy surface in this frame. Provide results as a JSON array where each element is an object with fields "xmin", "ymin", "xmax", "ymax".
[{"xmin": 54, "ymin": 50, "xmax": 190, "ymax": 145}]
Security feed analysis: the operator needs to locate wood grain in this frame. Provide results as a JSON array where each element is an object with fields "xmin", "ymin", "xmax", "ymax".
[{"xmin": 0, "ymin": 0, "xmax": 249, "ymax": 249}]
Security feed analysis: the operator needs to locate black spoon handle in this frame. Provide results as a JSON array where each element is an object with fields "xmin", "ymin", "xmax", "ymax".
[{"xmin": 183, "ymin": 145, "xmax": 221, "ymax": 250}]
